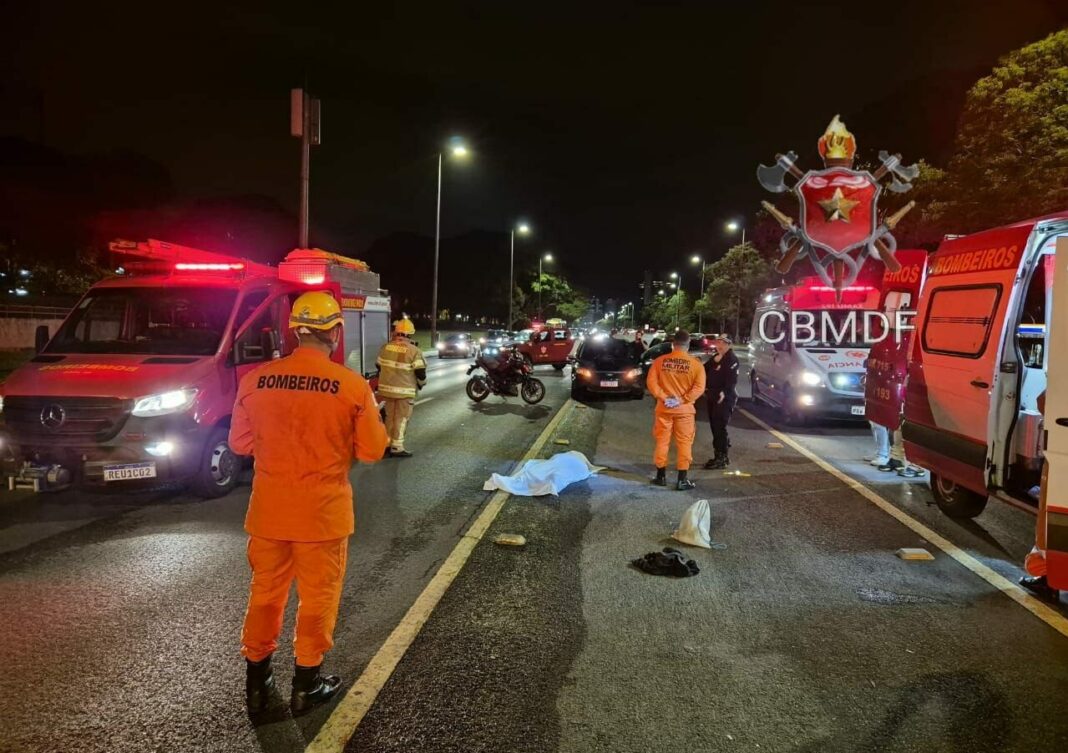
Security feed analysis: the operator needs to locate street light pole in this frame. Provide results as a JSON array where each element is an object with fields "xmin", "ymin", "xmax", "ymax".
[
  {"xmin": 508, "ymin": 223, "xmax": 531, "ymax": 329},
  {"xmin": 431, "ymin": 152, "xmax": 443, "ymax": 347}
]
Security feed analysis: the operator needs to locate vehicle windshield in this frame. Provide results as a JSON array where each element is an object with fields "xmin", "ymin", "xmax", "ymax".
[
  {"xmin": 793, "ymin": 309, "xmax": 869, "ymax": 348},
  {"xmin": 446, "ymin": 334, "xmax": 467, "ymax": 342},
  {"xmin": 486, "ymin": 329, "xmax": 508, "ymax": 339},
  {"xmin": 580, "ymin": 337, "xmax": 636, "ymax": 365},
  {"xmin": 47, "ymin": 287, "xmax": 238, "ymax": 356}
]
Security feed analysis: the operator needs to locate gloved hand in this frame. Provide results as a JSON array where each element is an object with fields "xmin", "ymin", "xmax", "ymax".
[{"xmin": 663, "ymin": 396, "xmax": 681, "ymax": 409}]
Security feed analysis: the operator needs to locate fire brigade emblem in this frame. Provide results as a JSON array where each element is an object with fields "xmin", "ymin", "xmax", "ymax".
[{"xmin": 757, "ymin": 115, "xmax": 918, "ymax": 296}]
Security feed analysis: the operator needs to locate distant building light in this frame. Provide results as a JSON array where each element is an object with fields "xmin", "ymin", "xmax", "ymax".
[
  {"xmin": 14, "ymin": 288, "xmax": 29, "ymax": 297},
  {"xmin": 115, "ymin": 267, "xmax": 126, "ymax": 275},
  {"xmin": 19, "ymin": 269, "xmax": 31, "ymax": 277}
]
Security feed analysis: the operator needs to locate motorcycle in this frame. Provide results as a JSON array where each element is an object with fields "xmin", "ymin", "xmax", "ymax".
[{"xmin": 466, "ymin": 347, "xmax": 546, "ymax": 404}]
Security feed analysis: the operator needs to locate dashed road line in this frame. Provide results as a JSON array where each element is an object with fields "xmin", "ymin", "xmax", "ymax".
[
  {"xmin": 307, "ymin": 399, "xmax": 576, "ymax": 753},
  {"xmin": 738, "ymin": 406, "xmax": 1068, "ymax": 639},
  {"xmin": 413, "ymin": 397, "xmax": 434, "ymax": 406}
]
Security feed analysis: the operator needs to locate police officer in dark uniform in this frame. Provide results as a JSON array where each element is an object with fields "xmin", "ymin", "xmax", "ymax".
[{"xmin": 703, "ymin": 334, "xmax": 740, "ymax": 469}]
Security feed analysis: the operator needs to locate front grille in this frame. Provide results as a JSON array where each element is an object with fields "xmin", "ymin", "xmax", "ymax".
[{"xmin": 3, "ymin": 396, "xmax": 133, "ymax": 442}]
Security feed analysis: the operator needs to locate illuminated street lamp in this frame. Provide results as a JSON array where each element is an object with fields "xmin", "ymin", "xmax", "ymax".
[
  {"xmin": 538, "ymin": 252, "xmax": 554, "ymax": 320},
  {"xmin": 726, "ymin": 220, "xmax": 746, "ymax": 245},
  {"xmin": 509, "ymin": 222, "xmax": 532, "ymax": 328},
  {"xmin": 432, "ymin": 137, "xmax": 470, "ymax": 346}
]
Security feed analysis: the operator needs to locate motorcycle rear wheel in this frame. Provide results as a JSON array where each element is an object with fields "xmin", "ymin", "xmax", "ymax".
[
  {"xmin": 466, "ymin": 377, "xmax": 491, "ymax": 402},
  {"xmin": 520, "ymin": 377, "xmax": 546, "ymax": 404}
]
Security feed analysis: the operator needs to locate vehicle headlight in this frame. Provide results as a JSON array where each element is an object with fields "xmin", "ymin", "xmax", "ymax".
[
  {"xmin": 577, "ymin": 367, "xmax": 593, "ymax": 379},
  {"xmin": 480, "ymin": 337, "xmax": 486, "ymax": 344},
  {"xmin": 625, "ymin": 368, "xmax": 641, "ymax": 380},
  {"xmin": 132, "ymin": 389, "xmax": 198, "ymax": 417},
  {"xmin": 436, "ymin": 342, "xmax": 445, "ymax": 350},
  {"xmin": 801, "ymin": 370, "xmax": 822, "ymax": 386},
  {"xmin": 0, "ymin": 395, "xmax": 4, "ymax": 413}
]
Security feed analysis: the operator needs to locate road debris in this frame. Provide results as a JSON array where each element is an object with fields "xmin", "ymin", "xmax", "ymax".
[
  {"xmin": 723, "ymin": 469, "xmax": 752, "ymax": 477},
  {"xmin": 766, "ymin": 442, "xmax": 784, "ymax": 449},
  {"xmin": 896, "ymin": 547, "xmax": 935, "ymax": 561},
  {"xmin": 493, "ymin": 533, "xmax": 527, "ymax": 547},
  {"xmin": 632, "ymin": 547, "xmax": 700, "ymax": 577},
  {"xmin": 672, "ymin": 499, "xmax": 713, "ymax": 549},
  {"xmin": 553, "ymin": 438, "xmax": 571, "ymax": 445}
]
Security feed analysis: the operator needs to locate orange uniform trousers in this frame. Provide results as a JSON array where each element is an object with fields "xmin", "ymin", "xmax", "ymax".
[
  {"xmin": 241, "ymin": 535, "xmax": 348, "ymax": 667},
  {"xmin": 653, "ymin": 410, "xmax": 696, "ymax": 471}
]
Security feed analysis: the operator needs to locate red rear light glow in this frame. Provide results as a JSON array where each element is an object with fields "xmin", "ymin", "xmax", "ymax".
[
  {"xmin": 809, "ymin": 285, "xmax": 876, "ymax": 292},
  {"xmin": 174, "ymin": 263, "xmax": 245, "ymax": 272}
]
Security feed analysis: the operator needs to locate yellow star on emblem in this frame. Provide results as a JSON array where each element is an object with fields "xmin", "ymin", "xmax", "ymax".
[{"xmin": 818, "ymin": 187, "xmax": 859, "ymax": 222}]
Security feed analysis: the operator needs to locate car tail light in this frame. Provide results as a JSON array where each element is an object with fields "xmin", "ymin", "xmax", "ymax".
[{"xmin": 577, "ymin": 367, "xmax": 593, "ymax": 379}]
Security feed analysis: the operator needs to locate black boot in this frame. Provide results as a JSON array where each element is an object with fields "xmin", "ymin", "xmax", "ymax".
[
  {"xmin": 651, "ymin": 467, "xmax": 667, "ymax": 486},
  {"xmin": 1020, "ymin": 575, "xmax": 1060, "ymax": 602},
  {"xmin": 704, "ymin": 455, "xmax": 729, "ymax": 470},
  {"xmin": 291, "ymin": 664, "xmax": 343, "ymax": 715},
  {"xmin": 245, "ymin": 656, "xmax": 275, "ymax": 714},
  {"xmin": 877, "ymin": 458, "xmax": 904, "ymax": 472},
  {"xmin": 676, "ymin": 470, "xmax": 696, "ymax": 490}
]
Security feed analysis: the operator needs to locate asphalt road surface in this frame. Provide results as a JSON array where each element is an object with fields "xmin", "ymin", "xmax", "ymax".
[
  {"xmin": 3, "ymin": 354, "xmax": 1067, "ymax": 752},
  {"xmin": 0, "ymin": 356, "xmax": 572, "ymax": 753}
]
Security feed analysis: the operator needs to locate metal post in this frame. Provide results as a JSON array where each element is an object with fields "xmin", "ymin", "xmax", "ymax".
[
  {"xmin": 431, "ymin": 153, "xmax": 442, "ymax": 347},
  {"xmin": 508, "ymin": 230, "xmax": 515, "ymax": 329},
  {"xmin": 538, "ymin": 256, "xmax": 543, "ymax": 321},
  {"xmin": 298, "ymin": 91, "xmax": 311, "ymax": 248},
  {"xmin": 697, "ymin": 263, "xmax": 706, "ymax": 333},
  {"xmin": 676, "ymin": 275, "xmax": 682, "ymax": 328}
]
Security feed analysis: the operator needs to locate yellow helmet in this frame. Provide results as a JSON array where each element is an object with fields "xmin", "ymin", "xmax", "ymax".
[
  {"xmin": 289, "ymin": 291, "xmax": 343, "ymax": 331},
  {"xmin": 393, "ymin": 316, "xmax": 416, "ymax": 336}
]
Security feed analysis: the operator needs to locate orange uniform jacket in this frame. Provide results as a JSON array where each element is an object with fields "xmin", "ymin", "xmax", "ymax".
[
  {"xmin": 646, "ymin": 349, "xmax": 707, "ymax": 413},
  {"xmin": 229, "ymin": 347, "xmax": 389, "ymax": 542}
]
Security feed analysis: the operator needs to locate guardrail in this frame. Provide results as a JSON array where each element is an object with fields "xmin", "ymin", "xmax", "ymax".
[{"xmin": 0, "ymin": 305, "xmax": 71, "ymax": 320}]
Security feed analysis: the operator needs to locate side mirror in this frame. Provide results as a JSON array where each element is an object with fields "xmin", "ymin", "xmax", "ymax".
[{"xmin": 34, "ymin": 325, "xmax": 49, "ymax": 353}]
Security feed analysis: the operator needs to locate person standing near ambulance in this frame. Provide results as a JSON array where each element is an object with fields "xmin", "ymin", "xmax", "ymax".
[
  {"xmin": 646, "ymin": 329, "xmax": 706, "ymax": 490},
  {"xmin": 229, "ymin": 291, "xmax": 389, "ymax": 715},
  {"xmin": 376, "ymin": 316, "xmax": 428, "ymax": 458},
  {"xmin": 703, "ymin": 334, "xmax": 739, "ymax": 469}
]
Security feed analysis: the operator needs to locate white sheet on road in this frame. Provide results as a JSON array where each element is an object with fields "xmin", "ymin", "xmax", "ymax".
[{"xmin": 483, "ymin": 451, "xmax": 605, "ymax": 496}]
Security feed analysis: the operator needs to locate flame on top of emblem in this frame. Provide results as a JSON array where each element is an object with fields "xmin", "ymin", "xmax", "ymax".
[{"xmin": 817, "ymin": 115, "xmax": 856, "ymax": 163}]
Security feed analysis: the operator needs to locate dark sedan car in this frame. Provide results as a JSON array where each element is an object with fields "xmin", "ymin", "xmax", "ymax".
[
  {"xmin": 436, "ymin": 333, "xmax": 478, "ymax": 359},
  {"xmin": 570, "ymin": 336, "xmax": 644, "ymax": 400}
]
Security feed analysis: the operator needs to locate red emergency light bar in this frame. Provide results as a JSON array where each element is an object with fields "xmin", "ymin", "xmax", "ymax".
[
  {"xmin": 809, "ymin": 285, "xmax": 877, "ymax": 292},
  {"xmin": 174, "ymin": 263, "xmax": 245, "ymax": 272}
]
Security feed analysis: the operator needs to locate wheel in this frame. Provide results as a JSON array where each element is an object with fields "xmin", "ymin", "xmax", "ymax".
[
  {"xmin": 930, "ymin": 473, "xmax": 988, "ymax": 518},
  {"xmin": 192, "ymin": 427, "xmax": 240, "ymax": 498},
  {"xmin": 466, "ymin": 377, "xmax": 491, "ymax": 402},
  {"xmin": 781, "ymin": 386, "xmax": 807, "ymax": 426},
  {"xmin": 553, "ymin": 363, "xmax": 565, "ymax": 371},
  {"xmin": 570, "ymin": 382, "xmax": 586, "ymax": 401},
  {"xmin": 521, "ymin": 378, "xmax": 546, "ymax": 404}
]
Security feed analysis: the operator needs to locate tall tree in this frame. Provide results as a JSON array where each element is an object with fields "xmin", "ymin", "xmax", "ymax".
[{"xmin": 701, "ymin": 242, "xmax": 773, "ymax": 340}]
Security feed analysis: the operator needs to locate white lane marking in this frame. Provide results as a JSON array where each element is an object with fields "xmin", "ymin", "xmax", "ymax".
[
  {"xmin": 307, "ymin": 399, "xmax": 576, "ymax": 752},
  {"xmin": 413, "ymin": 397, "xmax": 434, "ymax": 406},
  {"xmin": 737, "ymin": 406, "xmax": 1068, "ymax": 639}
]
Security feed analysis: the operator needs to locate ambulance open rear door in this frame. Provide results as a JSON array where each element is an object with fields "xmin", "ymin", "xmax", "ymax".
[{"xmin": 1040, "ymin": 237, "xmax": 1068, "ymax": 590}]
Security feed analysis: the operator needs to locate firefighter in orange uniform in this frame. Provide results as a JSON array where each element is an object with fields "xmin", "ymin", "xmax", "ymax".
[
  {"xmin": 229, "ymin": 291, "xmax": 388, "ymax": 715},
  {"xmin": 376, "ymin": 316, "xmax": 428, "ymax": 458},
  {"xmin": 646, "ymin": 329, "xmax": 707, "ymax": 490}
]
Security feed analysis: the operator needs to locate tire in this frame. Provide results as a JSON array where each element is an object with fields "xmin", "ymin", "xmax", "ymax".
[
  {"xmin": 570, "ymin": 383, "xmax": 586, "ymax": 401},
  {"xmin": 553, "ymin": 363, "xmax": 565, "ymax": 371},
  {"xmin": 521, "ymin": 378, "xmax": 546, "ymax": 404},
  {"xmin": 466, "ymin": 377, "xmax": 491, "ymax": 402},
  {"xmin": 192, "ymin": 427, "xmax": 240, "ymax": 498},
  {"xmin": 781, "ymin": 386, "xmax": 807, "ymax": 427},
  {"xmin": 930, "ymin": 473, "xmax": 988, "ymax": 519}
]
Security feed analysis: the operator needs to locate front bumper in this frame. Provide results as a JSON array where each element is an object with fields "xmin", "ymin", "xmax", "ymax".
[
  {"xmin": 1, "ymin": 413, "xmax": 209, "ymax": 489},
  {"xmin": 791, "ymin": 388, "xmax": 866, "ymax": 419}
]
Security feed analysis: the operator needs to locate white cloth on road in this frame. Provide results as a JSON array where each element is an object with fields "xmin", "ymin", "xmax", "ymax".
[
  {"xmin": 483, "ymin": 451, "xmax": 604, "ymax": 496},
  {"xmin": 672, "ymin": 499, "xmax": 713, "ymax": 549}
]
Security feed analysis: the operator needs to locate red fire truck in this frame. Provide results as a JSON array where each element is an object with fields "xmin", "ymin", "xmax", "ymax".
[{"xmin": 0, "ymin": 239, "xmax": 390, "ymax": 496}]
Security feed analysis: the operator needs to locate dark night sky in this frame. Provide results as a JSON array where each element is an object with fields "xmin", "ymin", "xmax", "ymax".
[{"xmin": 3, "ymin": 1, "xmax": 1067, "ymax": 303}]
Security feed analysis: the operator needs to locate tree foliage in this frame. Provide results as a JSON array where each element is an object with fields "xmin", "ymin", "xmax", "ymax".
[
  {"xmin": 699, "ymin": 242, "xmax": 773, "ymax": 338},
  {"xmin": 909, "ymin": 29, "xmax": 1068, "ymax": 237}
]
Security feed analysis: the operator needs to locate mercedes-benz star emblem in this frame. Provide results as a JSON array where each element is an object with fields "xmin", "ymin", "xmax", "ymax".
[{"xmin": 40, "ymin": 404, "xmax": 66, "ymax": 430}]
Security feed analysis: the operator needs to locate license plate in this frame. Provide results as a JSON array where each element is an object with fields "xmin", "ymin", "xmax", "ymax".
[
  {"xmin": 103, "ymin": 462, "xmax": 157, "ymax": 482},
  {"xmin": 851, "ymin": 405, "xmax": 866, "ymax": 416},
  {"xmin": 600, "ymin": 380, "xmax": 619, "ymax": 388}
]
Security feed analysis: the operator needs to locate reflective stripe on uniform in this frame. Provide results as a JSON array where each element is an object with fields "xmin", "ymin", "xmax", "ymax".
[
  {"xmin": 379, "ymin": 385, "xmax": 418, "ymax": 398},
  {"xmin": 377, "ymin": 358, "xmax": 414, "ymax": 371}
]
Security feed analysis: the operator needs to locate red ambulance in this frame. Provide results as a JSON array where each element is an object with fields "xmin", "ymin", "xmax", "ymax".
[
  {"xmin": 903, "ymin": 211, "xmax": 1068, "ymax": 518},
  {"xmin": 0, "ymin": 239, "xmax": 390, "ymax": 496}
]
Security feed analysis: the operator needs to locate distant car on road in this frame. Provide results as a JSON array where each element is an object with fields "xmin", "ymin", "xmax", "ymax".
[
  {"xmin": 570, "ymin": 335, "xmax": 643, "ymax": 400},
  {"xmin": 481, "ymin": 329, "xmax": 513, "ymax": 348},
  {"xmin": 436, "ymin": 333, "xmax": 478, "ymax": 359},
  {"xmin": 637, "ymin": 338, "xmax": 714, "ymax": 386}
]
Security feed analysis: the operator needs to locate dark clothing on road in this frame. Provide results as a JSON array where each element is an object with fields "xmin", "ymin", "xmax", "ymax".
[{"xmin": 705, "ymin": 350, "xmax": 740, "ymax": 458}]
